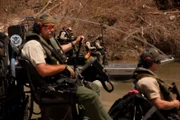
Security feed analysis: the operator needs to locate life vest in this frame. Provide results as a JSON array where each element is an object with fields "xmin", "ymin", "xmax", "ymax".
[{"xmin": 133, "ymin": 67, "xmax": 173, "ymax": 101}]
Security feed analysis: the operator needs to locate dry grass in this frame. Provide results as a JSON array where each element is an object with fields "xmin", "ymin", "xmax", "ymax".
[{"xmin": 1, "ymin": 0, "xmax": 180, "ymax": 62}]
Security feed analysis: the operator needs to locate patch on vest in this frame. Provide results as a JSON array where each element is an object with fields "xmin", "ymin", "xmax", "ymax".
[{"xmin": 10, "ymin": 34, "xmax": 22, "ymax": 47}]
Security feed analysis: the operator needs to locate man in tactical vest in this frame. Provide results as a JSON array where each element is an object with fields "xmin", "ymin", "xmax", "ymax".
[
  {"xmin": 85, "ymin": 35, "xmax": 104, "ymax": 63},
  {"xmin": 21, "ymin": 13, "xmax": 112, "ymax": 120},
  {"xmin": 59, "ymin": 26, "xmax": 74, "ymax": 42},
  {"xmin": 133, "ymin": 47, "xmax": 180, "ymax": 119},
  {"xmin": 57, "ymin": 26, "xmax": 78, "ymax": 59}
]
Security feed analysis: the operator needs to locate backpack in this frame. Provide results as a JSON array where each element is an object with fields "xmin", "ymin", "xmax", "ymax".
[
  {"xmin": 108, "ymin": 90, "xmax": 143, "ymax": 120},
  {"xmin": 108, "ymin": 90, "xmax": 167, "ymax": 120}
]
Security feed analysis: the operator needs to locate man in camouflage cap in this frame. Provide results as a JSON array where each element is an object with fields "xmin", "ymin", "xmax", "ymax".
[
  {"xmin": 21, "ymin": 13, "xmax": 112, "ymax": 120},
  {"xmin": 133, "ymin": 47, "xmax": 180, "ymax": 119}
]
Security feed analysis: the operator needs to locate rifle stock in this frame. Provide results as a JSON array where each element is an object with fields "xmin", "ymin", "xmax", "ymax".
[{"xmin": 169, "ymin": 82, "xmax": 180, "ymax": 100}]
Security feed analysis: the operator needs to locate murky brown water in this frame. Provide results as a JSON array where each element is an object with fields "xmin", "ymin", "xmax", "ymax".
[{"xmin": 32, "ymin": 61, "xmax": 180, "ymax": 118}]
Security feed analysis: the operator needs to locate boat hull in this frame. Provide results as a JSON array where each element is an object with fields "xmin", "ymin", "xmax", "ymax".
[{"xmin": 104, "ymin": 64, "xmax": 136, "ymax": 80}]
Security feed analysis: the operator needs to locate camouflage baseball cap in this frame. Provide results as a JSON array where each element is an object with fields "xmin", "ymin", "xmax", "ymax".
[
  {"xmin": 144, "ymin": 47, "xmax": 166, "ymax": 61},
  {"xmin": 35, "ymin": 13, "xmax": 56, "ymax": 24}
]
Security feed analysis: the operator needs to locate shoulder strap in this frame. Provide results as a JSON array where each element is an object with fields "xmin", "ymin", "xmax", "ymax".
[
  {"xmin": 25, "ymin": 32, "xmax": 67, "ymax": 64},
  {"xmin": 36, "ymin": 36, "xmax": 66, "ymax": 64},
  {"xmin": 134, "ymin": 67, "xmax": 173, "ymax": 101},
  {"xmin": 133, "ymin": 67, "xmax": 157, "ymax": 84},
  {"xmin": 49, "ymin": 37, "xmax": 66, "ymax": 58}
]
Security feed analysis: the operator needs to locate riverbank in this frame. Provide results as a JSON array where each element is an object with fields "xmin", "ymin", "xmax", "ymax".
[{"xmin": 1, "ymin": 0, "xmax": 180, "ymax": 61}]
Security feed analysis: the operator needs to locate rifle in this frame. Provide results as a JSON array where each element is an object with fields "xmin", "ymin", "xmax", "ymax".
[
  {"xmin": 99, "ymin": 23, "xmax": 108, "ymax": 65},
  {"xmin": 161, "ymin": 82, "xmax": 180, "ymax": 120},
  {"xmin": 169, "ymin": 82, "xmax": 180, "ymax": 100}
]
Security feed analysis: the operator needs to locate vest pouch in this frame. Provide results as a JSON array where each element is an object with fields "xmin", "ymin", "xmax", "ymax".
[
  {"xmin": 41, "ymin": 78, "xmax": 78, "ymax": 104},
  {"xmin": 54, "ymin": 78, "xmax": 78, "ymax": 93}
]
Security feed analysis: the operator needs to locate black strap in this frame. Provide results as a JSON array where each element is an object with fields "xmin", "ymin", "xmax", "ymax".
[
  {"xmin": 55, "ymin": 38, "xmax": 66, "ymax": 57},
  {"xmin": 74, "ymin": 38, "xmax": 82, "ymax": 71}
]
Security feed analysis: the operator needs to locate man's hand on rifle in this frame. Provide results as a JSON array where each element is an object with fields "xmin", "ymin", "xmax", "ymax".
[
  {"xmin": 65, "ymin": 65, "xmax": 75, "ymax": 79},
  {"xmin": 169, "ymin": 82, "xmax": 180, "ymax": 100}
]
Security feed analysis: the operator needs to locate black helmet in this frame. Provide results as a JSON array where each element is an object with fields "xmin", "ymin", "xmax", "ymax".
[{"xmin": 138, "ymin": 47, "xmax": 166, "ymax": 68}]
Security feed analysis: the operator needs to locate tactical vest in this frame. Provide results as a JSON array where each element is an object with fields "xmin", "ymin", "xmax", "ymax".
[
  {"xmin": 59, "ymin": 30, "xmax": 72, "ymax": 41},
  {"xmin": 133, "ymin": 67, "xmax": 173, "ymax": 101},
  {"xmin": 25, "ymin": 32, "xmax": 68, "ymax": 83},
  {"xmin": 133, "ymin": 67, "xmax": 180, "ymax": 119},
  {"xmin": 85, "ymin": 40, "xmax": 96, "ymax": 51},
  {"xmin": 26, "ymin": 31, "xmax": 67, "ymax": 65},
  {"xmin": 58, "ymin": 30, "xmax": 76, "ymax": 56}
]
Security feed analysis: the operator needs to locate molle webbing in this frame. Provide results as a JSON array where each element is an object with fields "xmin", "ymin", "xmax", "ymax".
[
  {"xmin": 26, "ymin": 32, "xmax": 66, "ymax": 64},
  {"xmin": 26, "ymin": 32, "xmax": 53, "ymax": 56}
]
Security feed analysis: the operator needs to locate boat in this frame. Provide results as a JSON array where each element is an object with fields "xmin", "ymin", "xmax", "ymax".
[
  {"xmin": 104, "ymin": 64, "xmax": 136, "ymax": 80},
  {"xmin": 104, "ymin": 56, "xmax": 174, "ymax": 80}
]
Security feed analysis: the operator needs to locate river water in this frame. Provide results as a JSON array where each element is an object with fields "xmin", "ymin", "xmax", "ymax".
[{"xmin": 32, "ymin": 61, "xmax": 180, "ymax": 118}]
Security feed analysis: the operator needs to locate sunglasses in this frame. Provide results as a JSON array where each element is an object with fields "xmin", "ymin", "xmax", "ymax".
[{"xmin": 43, "ymin": 24, "xmax": 55, "ymax": 30}]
